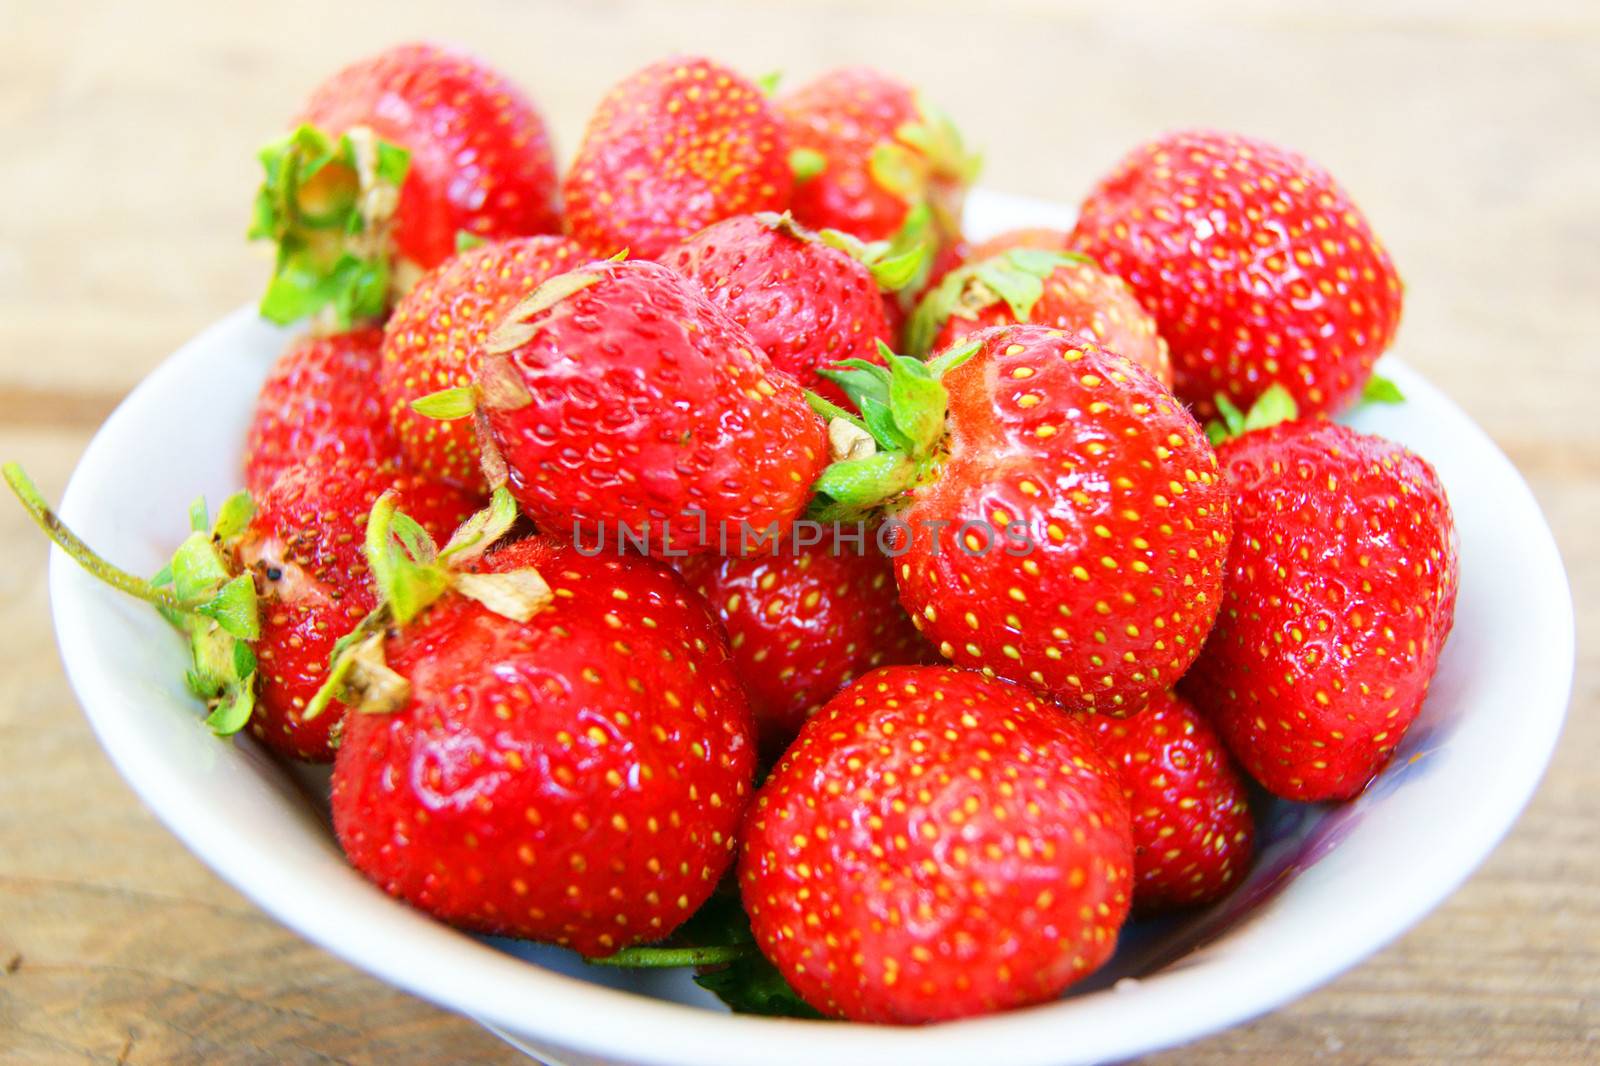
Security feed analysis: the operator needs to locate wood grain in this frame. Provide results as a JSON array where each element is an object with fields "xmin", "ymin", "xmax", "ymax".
[{"xmin": 2, "ymin": 1, "xmax": 1596, "ymax": 1062}]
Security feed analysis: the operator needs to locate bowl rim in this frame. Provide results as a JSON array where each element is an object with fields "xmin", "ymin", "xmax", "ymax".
[{"xmin": 47, "ymin": 219, "xmax": 1575, "ymax": 1066}]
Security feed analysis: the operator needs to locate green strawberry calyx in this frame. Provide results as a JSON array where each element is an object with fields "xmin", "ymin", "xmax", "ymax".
[
  {"xmin": 1203, "ymin": 374, "xmax": 1404, "ymax": 446},
  {"xmin": 1361, "ymin": 374, "xmax": 1406, "ymax": 406},
  {"xmin": 1204, "ymin": 385, "xmax": 1300, "ymax": 445},
  {"xmin": 870, "ymin": 95, "xmax": 981, "ymax": 207},
  {"xmin": 481, "ymin": 267, "xmax": 606, "ymax": 365},
  {"xmin": 249, "ymin": 123, "xmax": 411, "ymax": 328},
  {"xmin": 755, "ymin": 211, "xmax": 926, "ymax": 293},
  {"xmin": 870, "ymin": 94, "xmax": 981, "ymax": 246},
  {"xmin": 817, "ymin": 228, "xmax": 925, "ymax": 293},
  {"xmin": 899, "ymin": 94, "xmax": 982, "ymax": 188},
  {"xmin": 303, "ymin": 487, "xmax": 549, "ymax": 720},
  {"xmin": 882, "ymin": 201, "xmax": 943, "ymax": 313},
  {"xmin": 805, "ymin": 339, "xmax": 981, "ymax": 523},
  {"xmin": 905, "ymin": 248, "xmax": 1093, "ymax": 357},
  {"xmin": 4, "ymin": 463, "xmax": 261, "ymax": 737}
]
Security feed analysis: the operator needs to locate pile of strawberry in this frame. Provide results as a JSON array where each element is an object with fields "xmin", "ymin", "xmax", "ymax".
[{"xmin": 10, "ymin": 43, "xmax": 1461, "ymax": 1026}]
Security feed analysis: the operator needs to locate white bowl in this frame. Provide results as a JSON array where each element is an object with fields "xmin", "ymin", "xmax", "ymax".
[{"xmin": 47, "ymin": 191, "xmax": 1574, "ymax": 1066}]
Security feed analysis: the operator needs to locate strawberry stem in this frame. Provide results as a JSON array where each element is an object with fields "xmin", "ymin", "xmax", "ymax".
[
  {"xmin": 586, "ymin": 943, "xmax": 755, "ymax": 968},
  {"xmin": 3, "ymin": 463, "xmax": 198, "ymax": 614}
]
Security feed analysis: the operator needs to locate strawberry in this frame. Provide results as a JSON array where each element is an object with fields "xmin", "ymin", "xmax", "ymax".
[
  {"xmin": 663, "ymin": 213, "xmax": 921, "ymax": 403},
  {"xmin": 1069, "ymin": 130, "xmax": 1403, "ymax": 417},
  {"xmin": 234, "ymin": 456, "xmax": 476, "ymax": 760},
  {"xmin": 740, "ymin": 665, "xmax": 1134, "ymax": 1023},
  {"xmin": 967, "ymin": 226, "xmax": 1071, "ymax": 262},
  {"xmin": 244, "ymin": 326, "xmax": 398, "ymax": 495},
  {"xmin": 250, "ymin": 43, "xmax": 561, "ymax": 326},
  {"xmin": 563, "ymin": 57, "xmax": 791, "ymax": 259},
  {"xmin": 927, "ymin": 235, "xmax": 971, "ymax": 282},
  {"xmin": 324, "ymin": 497, "xmax": 756, "ymax": 955},
  {"xmin": 428, "ymin": 258, "xmax": 826, "ymax": 558},
  {"xmin": 779, "ymin": 67, "xmax": 977, "ymax": 248},
  {"xmin": 1182, "ymin": 407, "xmax": 1458, "ymax": 801},
  {"xmin": 380, "ymin": 236, "xmax": 589, "ymax": 491},
  {"xmin": 678, "ymin": 539, "xmax": 929, "ymax": 754},
  {"xmin": 1085, "ymin": 689, "xmax": 1255, "ymax": 911},
  {"xmin": 906, "ymin": 248, "xmax": 1172, "ymax": 387},
  {"xmin": 1, "ymin": 459, "xmax": 471, "ymax": 762},
  {"xmin": 810, "ymin": 325, "xmax": 1231, "ymax": 713}
]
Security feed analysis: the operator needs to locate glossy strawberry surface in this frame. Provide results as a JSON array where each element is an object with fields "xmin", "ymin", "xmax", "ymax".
[
  {"xmin": 564, "ymin": 57, "xmax": 791, "ymax": 259},
  {"xmin": 1069, "ymin": 130, "xmax": 1403, "ymax": 417},
  {"xmin": 331, "ymin": 537, "xmax": 756, "ymax": 955},
  {"xmin": 895, "ymin": 325, "xmax": 1231, "ymax": 712},
  {"xmin": 379, "ymin": 236, "xmax": 588, "ymax": 491},
  {"xmin": 665, "ymin": 214, "xmax": 894, "ymax": 402},
  {"xmin": 678, "ymin": 540, "xmax": 928, "ymax": 753},
  {"xmin": 244, "ymin": 327, "xmax": 398, "ymax": 495},
  {"xmin": 1183, "ymin": 419, "xmax": 1458, "ymax": 801},
  {"xmin": 478, "ymin": 259, "xmax": 826, "ymax": 557},
  {"xmin": 1086, "ymin": 689, "xmax": 1255, "ymax": 911},
  {"xmin": 235, "ymin": 457, "xmax": 476, "ymax": 761},
  {"xmin": 740, "ymin": 665, "xmax": 1134, "ymax": 1023},
  {"xmin": 301, "ymin": 42, "xmax": 561, "ymax": 270}
]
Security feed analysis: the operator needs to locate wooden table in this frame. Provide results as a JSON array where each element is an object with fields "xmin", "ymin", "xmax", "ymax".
[{"xmin": 3, "ymin": 1, "xmax": 1595, "ymax": 1062}]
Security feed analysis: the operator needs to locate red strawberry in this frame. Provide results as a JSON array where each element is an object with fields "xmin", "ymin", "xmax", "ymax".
[
  {"xmin": 678, "ymin": 539, "xmax": 929, "ymax": 754},
  {"xmin": 244, "ymin": 327, "xmax": 398, "ymax": 495},
  {"xmin": 327, "ymin": 510, "xmax": 756, "ymax": 955},
  {"xmin": 925, "ymin": 234, "xmax": 970, "ymax": 286},
  {"xmin": 906, "ymin": 248, "xmax": 1173, "ymax": 387},
  {"xmin": 1069, "ymin": 130, "xmax": 1403, "ymax": 417},
  {"xmin": 463, "ymin": 258, "xmax": 826, "ymax": 558},
  {"xmin": 811, "ymin": 325, "xmax": 1230, "ymax": 713},
  {"xmin": 234, "ymin": 456, "xmax": 477, "ymax": 760},
  {"xmin": 1182, "ymin": 414, "xmax": 1458, "ymax": 801},
  {"xmin": 379, "ymin": 236, "xmax": 589, "ymax": 491},
  {"xmin": 664, "ymin": 213, "xmax": 921, "ymax": 403},
  {"xmin": 1, "ymin": 458, "xmax": 473, "ymax": 764},
  {"xmin": 740, "ymin": 665, "xmax": 1134, "ymax": 1023},
  {"xmin": 779, "ymin": 68, "xmax": 977, "ymax": 247},
  {"xmin": 251, "ymin": 43, "xmax": 561, "ymax": 325},
  {"xmin": 967, "ymin": 226, "xmax": 1071, "ymax": 262},
  {"xmin": 564, "ymin": 57, "xmax": 791, "ymax": 259},
  {"xmin": 881, "ymin": 298, "xmax": 909, "ymax": 354},
  {"xmin": 1085, "ymin": 689, "xmax": 1255, "ymax": 911}
]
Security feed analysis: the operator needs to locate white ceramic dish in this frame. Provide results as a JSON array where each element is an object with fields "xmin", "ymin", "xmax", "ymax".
[{"xmin": 47, "ymin": 190, "xmax": 1574, "ymax": 1066}]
